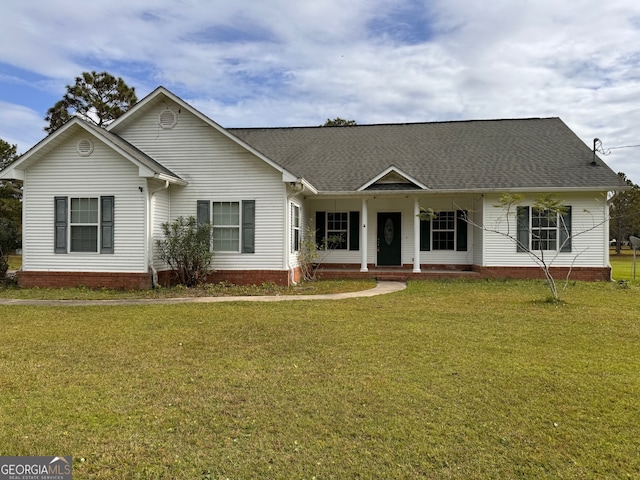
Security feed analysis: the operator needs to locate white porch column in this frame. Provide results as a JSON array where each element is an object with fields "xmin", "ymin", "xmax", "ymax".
[
  {"xmin": 360, "ymin": 198, "xmax": 368, "ymax": 272},
  {"xmin": 413, "ymin": 197, "xmax": 421, "ymax": 273}
]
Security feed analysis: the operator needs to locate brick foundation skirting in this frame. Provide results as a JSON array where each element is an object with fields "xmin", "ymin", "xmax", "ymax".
[
  {"xmin": 472, "ymin": 266, "xmax": 612, "ymax": 281},
  {"xmin": 15, "ymin": 264, "xmax": 610, "ymax": 289},
  {"xmin": 17, "ymin": 271, "xmax": 153, "ymax": 289}
]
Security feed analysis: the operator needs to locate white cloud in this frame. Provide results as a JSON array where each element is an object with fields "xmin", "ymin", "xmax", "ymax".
[
  {"xmin": 0, "ymin": 101, "xmax": 46, "ymax": 152},
  {"xmin": 1, "ymin": 0, "xmax": 639, "ymax": 179}
]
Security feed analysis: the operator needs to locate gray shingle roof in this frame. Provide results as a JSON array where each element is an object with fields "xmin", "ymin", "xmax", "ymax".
[{"xmin": 229, "ymin": 118, "xmax": 626, "ymax": 192}]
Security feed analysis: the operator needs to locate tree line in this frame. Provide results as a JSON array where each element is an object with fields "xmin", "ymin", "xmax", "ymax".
[{"xmin": 609, "ymin": 172, "xmax": 640, "ymax": 253}]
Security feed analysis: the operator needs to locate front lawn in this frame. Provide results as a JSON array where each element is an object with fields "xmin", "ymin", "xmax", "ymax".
[
  {"xmin": 1, "ymin": 280, "xmax": 638, "ymax": 479},
  {"xmin": 610, "ymin": 248, "xmax": 640, "ymax": 282},
  {"xmin": 0, "ymin": 279, "xmax": 376, "ymax": 300}
]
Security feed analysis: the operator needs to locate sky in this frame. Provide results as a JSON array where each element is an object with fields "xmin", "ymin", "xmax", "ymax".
[{"xmin": 1, "ymin": 0, "xmax": 640, "ymax": 182}]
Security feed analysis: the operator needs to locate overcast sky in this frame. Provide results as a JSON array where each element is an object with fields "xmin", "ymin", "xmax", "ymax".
[{"xmin": 1, "ymin": 0, "xmax": 639, "ymax": 182}]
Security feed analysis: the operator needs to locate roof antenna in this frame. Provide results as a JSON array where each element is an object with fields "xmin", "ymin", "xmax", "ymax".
[{"xmin": 592, "ymin": 138, "xmax": 600, "ymax": 166}]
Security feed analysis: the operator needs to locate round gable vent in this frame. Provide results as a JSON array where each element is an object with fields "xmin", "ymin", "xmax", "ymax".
[
  {"xmin": 159, "ymin": 108, "xmax": 178, "ymax": 129},
  {"xmin": 77, "ymin": 138, "xmax": 94, "ymax": 156}
]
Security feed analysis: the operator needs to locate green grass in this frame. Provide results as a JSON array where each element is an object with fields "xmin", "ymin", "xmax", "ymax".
[
  {"xmin": 610, "ymin": 248, "xmax": 640, "ymax": 283},
  {"xmin": 3, "ymin": 249, "xmax": 635, "ymax": 297},
  {"xmin": 0, "ymin": 279, "xmax": 376, "ymax": 300},
  {"xmin": 1, "ymin": 280, "xmax": 639, "ymax": 479}
]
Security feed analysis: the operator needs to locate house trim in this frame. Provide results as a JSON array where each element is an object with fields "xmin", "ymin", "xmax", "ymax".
[{"xmin": 311, "ymin": 186, "xmax": 626, "ymax": 197}]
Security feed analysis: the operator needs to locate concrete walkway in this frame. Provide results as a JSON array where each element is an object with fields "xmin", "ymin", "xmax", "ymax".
[{"xmin": 0, "ymin": 281, "xmax": 406, "ymax": 307}]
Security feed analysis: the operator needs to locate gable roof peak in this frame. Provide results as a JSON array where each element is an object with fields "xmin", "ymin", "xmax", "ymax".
[
  {"xmin": 0, "ymin": 116, "xmax": 185, "ymax": 184},
  {"xmin": 106, "ymin": 86, "xmax": 301, "ymax": 185},
  {"xmin": 359, "ymin": 165, "xmax": 429, "ymax": 191}
]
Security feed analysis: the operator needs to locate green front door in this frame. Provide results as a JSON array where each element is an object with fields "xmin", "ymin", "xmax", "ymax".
[{"xmin": 377, "ymin": 212, "xmax": 402, "ymax": 266}]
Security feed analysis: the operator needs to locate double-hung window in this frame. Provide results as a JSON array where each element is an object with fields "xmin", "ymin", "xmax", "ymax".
[
  {"xmin": 531, "ymin": 208, "xmax": 557, "ymax": 251},
  {"xmin": 54, "ymin": 196, "xmax": 114, "ymax": 254},
  {"xmin": 213, "ymin": 202, "xmax": 240, "ymax": 252},
  {"xmin": 432, "ymin": 211, "xmax": 456, "ymax": 250},
  {"xmin": 420, "ymin": 210, "xmax": 467, "ymax": 251},
  {"xmin": 70, "ymin": 198, "xmax": 99, "ymax": 252},
  {"xmin": 327, "ymin": 212, "xmax": 348, "ymax": 249},
  {"xmin": 292, "ymin": 204, "xmax": 301, "ymax": 252},
  {"xmin": 517, "ymin": 206, "xmax": 572, "ymax": 252},
  {"xmin": 315, "ymin": 211, "xmax": 360, "ymax": 251},
  {"xmin": 197, "ymin": 200, "xmax": 255, "ymax": 253}
]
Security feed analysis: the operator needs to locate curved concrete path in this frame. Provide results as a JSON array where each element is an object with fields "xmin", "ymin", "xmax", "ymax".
[{"xmin": 0, "ymin": 281, "xmax": 406, "ymax": 307}]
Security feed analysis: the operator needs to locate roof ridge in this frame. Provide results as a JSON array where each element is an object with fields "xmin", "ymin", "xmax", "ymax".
[{"xmin": 228, "ymin": 117, "xmax": 561, "ymax": 131}]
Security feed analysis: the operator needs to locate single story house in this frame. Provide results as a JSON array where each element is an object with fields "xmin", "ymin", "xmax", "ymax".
[{"xmin": 0, "ymin": 87, "xmax": 628, "ymax": 288}]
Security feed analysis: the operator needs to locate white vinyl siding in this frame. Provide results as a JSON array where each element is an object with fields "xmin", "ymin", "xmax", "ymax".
[
  {"xmin": 21, "ymin": 133, "xmax": 147, "ymax": 273},
  {"xmin": 114, "ymin": 99, "xmax": 286, "ymax": 271},
  {"xmin": 481, "ymin": 193, "xmax": 609, "ymax": 267}
]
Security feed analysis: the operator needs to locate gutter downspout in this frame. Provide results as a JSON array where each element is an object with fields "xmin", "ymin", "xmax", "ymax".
[
  {"xmin": 605, "ymin": 191, "xmax": 615, "ymax": 281},
  {"xmin": 286, "ymin": 181, "xmax": 305, "ymax": 285},
  {"xmin": 148, "ymin": 180, "xmax": 170, "ymax": 288}
]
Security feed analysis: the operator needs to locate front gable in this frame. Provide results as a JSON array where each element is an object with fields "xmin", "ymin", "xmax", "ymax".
[
  {"xmin": 108, "ymin": 87, "xmax": 299, "ymax": 184},
  {"xmin": 0, "ymin": 118, "xmax": 185, "ymax": 185},
  {"xmin": 358, "ymin": 166, "xmax": 429, "ymax": 191}
]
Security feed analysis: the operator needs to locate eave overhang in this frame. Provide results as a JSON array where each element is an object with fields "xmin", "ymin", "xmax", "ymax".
[{"xmin": 311, "ymin": 185, "xmax": 629, "ymax": 198}]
